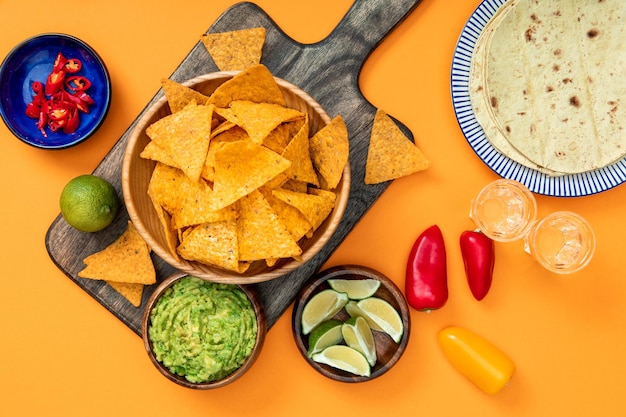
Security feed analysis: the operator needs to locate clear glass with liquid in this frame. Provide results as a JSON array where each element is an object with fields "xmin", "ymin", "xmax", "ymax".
[
  {"xmin": 524, "ymin": 211, "xmax": 596, "ymax": 274},
  {"xmin": 469, "ymin": 179, "xmax": 538, "ymax": 242}
]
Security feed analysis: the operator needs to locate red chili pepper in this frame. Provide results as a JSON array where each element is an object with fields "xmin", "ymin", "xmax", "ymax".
[
  {"xmin": 65, "ymin": 75, "xmax": 91, "ymax": 92},
  {"xmin": 63, "ymin": 109, "xmax": 80, "ymax": 134},
  {"xmin": 52, "ymin": 52, "xmax": 67, "ymax": 72},
  {"xmin": 36, "ymin": 101, "xmax": 49, "ymax": 136},
  {"xmin": 460, "ymin": 230, "xmax": 495, "ymax": 301},
  {"xmin": 405, "ymin": 225, "xmax": 448, "ymax": 311},
  {"xmin": 64, "ymin": 58, "xmax": 82, "ymax": 73},
  {"xmin": 45, "ymin": 70, "xmax": 66, "ymax": 95}
]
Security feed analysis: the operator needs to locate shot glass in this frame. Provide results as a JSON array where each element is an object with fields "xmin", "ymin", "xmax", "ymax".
[
  {"xmin": 524, "ymin": 211, "xmax": 596, "ymax": 274},
  {"xmin": 469, "ymin": 179, "xmax": 538, "ymax": 242}
]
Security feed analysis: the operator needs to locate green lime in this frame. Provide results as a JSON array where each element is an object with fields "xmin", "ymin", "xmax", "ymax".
[
  {"xmin": 357, "ymin": 297, "xmax": 404, "ymax": 343},
  {"xmin": 301, "ymin": 289, "xmax": 348, "ymax": 335},
  {"xmin": 311, "ymin": 345, "xmax": 371, "ymax": 377},
  {"xmin": 328, "ymin": 278, "xmax": 381, "ymax": 300},
  {"xmin": 342, "ymin": 316, "xmax": 377, "ymax": 367},
  {"xmin": 307, "ymin": 319, "xmax": 343, "ymax": 357},
  {"xmin": 60, "ymin": 174, "xmax": 120, "ymax": 233},
  {"xmin": 344, "ymin": 300, "xmax": 384, "ymax": 332}
]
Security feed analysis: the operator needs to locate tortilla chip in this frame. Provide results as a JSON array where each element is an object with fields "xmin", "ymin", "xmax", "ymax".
[
  {"xmin": 210, "ymin": 140, "xmax": 291, "ymax": 210},
  {"xmin": 263, "ymin": 118, "xmax": 306, "ymax": 154},
  {"xmin": 216, "ymin": 100, "xmax": 304, "ymax": 144},
  {"xmin": 271, "ymin": 188, "xmax": 334, "ymax": 232},
  {"xmin": 149, "ymin": 195, "xmax": 180, "ymax": 262},
  {"xmin": 237, "ymin": 190, "xmax": 302, "ymax": 261},
  {"xmin": 201, "ymin": 27, "xmax": 266, "ymax": 71},
  {"xmin": 201, "ymin": 127, "xmax": 248, "ymax": 182},
  {"xmin": 265, "ymin": 191, "xmax": 312, "ymax": 241},
  {"xmin": 309, "ymin": 115, "xmax": 349, "ymax": 189},
  {"xmin": 106, "ymin": 281, "xmax": 144, "ymax": 307},
  {"xmin": 140, "ymin": 140, "xmax": 179, "ymax": 168},
  {"xmin": 281, "ymin": 116, "xmax": 319, "ymax": 186},
  {"xmin": 147, "ymin": 163, "xmax": 187, "ymax": 213},
  {"xmin": 281, "ymin": 179, "xmax": 309, "ymax": 193},
  {"xmin": 78, "ymin": 221, "xmax": 156, "ymax": 285},
  {"xmin": 145, "ymin": 102, "xmax": 214, "ymax": 182},
  {"xmin": 206, "ymin": 64, "xmax": 286, "ymax": 107},
  {"xmin": 177, "ymin": 219, "xmax": 244, "ymax": 273},
  {"xmin": 365, "ymin": 109, "xmax": 431, "ymax": 184},
  {"xmin": 161, "ymin": 79, "xmax": 210, "ymax": 113}
]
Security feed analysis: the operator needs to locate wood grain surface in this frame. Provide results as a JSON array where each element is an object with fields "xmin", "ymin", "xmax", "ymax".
[{"xmin": 45, "ymin": 0, "xmax": 422, "ymax": 336}]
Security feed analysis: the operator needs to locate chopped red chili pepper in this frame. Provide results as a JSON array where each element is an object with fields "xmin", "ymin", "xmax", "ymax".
[
  {"xmin": 64, "ymin": 58, "xmax": 82, "ymax": 73},
  {"xmin": 65, "ymin": 76, "xmax": 91, "ymax": 92},
  {"xmin": 52, "ymin": 52, "xmax": 67, "ymax": 73},
  {"xmin": 24, "ymin": 52, "xmax": 95, "ymax": 136},
  {"xmin": 45, "ymin": 70, "xmax": 66, "ymax": 95}
]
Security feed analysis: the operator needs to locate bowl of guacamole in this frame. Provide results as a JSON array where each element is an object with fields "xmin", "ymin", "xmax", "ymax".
[{"xmin": 141, "ymin": 272, "xmax": 266, "ymax": 389}]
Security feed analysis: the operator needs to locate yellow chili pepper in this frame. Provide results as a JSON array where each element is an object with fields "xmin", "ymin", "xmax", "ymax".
[{"xmin": 437, "ymin": 326, "xmax": 515, "ymax": 395}]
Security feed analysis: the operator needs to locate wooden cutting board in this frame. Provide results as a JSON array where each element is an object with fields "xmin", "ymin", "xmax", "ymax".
[{"xmin": 45, "ymin": 0, "xmax": 422, "ymax": 336}]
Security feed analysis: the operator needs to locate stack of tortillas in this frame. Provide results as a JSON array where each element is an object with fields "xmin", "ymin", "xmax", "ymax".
[{"xmin": 470, "ymin": 0, "xmax": 626, "ymax": 176}]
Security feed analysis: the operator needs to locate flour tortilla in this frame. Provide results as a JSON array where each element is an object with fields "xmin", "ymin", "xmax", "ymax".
[{"xmin": 470, "ymin": 0, "xmax": 626, "ymax": 175}]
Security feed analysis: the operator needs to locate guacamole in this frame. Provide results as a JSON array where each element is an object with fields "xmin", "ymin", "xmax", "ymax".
[{"xmin": 148, "ymin": 276, "xmax": 257, "ymax": 383}]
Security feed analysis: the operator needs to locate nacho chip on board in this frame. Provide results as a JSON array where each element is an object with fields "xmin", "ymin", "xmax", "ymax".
[
  {"xmin": 206, "ymin": 64, "xmax": 286, "ymax": 107},
  {"xmin": 145, "ymin": 101, "xmax": 214, "ymax": 183},
  {"xmin": 237, "ymin": 190, "xmax": 302, "ymax": 262},
  {"xmin": 78, "ymin": 221, "xmax": 156, "ymax": 285},
  {"xmin": 365, "ymin": 109, "xmax": 431, "ymax": 184},
  {"xmin": 201, "ymin": 27, "xmax": 266, "ymax": 71},
  {"xmin": 309, "ymin": 115, "xmax": 349, "ymax": 190},
  {"xmin": 161, "ymin": 78, "xmax": 210, "ymax": 113},
  {"xmin": 106, "ymin": 281, "xmax": 144, "ymax": 307}
]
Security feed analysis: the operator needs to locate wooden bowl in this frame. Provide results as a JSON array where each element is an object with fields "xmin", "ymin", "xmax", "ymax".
[
  {"xmin": 141, "ymin": 272, "xmax": 267, "ymax": 389},
  {"xmin": 292, "ymin": 265, "xmax": 411, "ymax": 382},
  {"xmin": 122, "ymin": 71, "xmax": 350, "ymax": 284}
]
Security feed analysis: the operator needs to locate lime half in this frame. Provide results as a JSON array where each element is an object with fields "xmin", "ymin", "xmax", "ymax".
[
  {"xmin": 311, "ymin": 345, "xmax": 371, "ymax": 377},
  {"xmin": 301, "ymin": 289, "xmax": 348, "ymax": 335},
  {"xmin": 328, "ymin": 278, "xmax": 381, "ymax": 300},
  {"xmin": 342, "ymin": 316, "xmax": 377, "ymax": 367},
  {"xmin": 357, "ymin": 297, "xmax": 404, "ymax": 343},
  {"xmin": 307, "ymin": 319, "xmax": 343, "ymax": 357}
]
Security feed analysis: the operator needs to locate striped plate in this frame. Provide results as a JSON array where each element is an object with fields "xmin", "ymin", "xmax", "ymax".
[{"xmin": 450, "ymin": 0, "xmax": 626, "ymax": 197}]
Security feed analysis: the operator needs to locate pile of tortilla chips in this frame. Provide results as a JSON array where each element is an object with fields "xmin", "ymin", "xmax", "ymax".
[
  {"xmin": 78, "ymin": 221, "xmax": 156, "ymax": 307},
  {"xmin": 140, "ymin": 64, "xmax": 349, "ymax": 274}
]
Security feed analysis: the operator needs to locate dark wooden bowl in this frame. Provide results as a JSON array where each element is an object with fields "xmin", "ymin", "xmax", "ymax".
[
  {"xmin": 141, "ymin": 272, "xmax": 267, "ymax": 389},
  {"xmin": 292, "ymin": 265, "xmax": 411, "ymax": 382}
]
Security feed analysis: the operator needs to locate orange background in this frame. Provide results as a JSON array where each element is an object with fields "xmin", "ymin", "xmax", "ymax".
[{"xmin": 2, "ymin": 0, "xmax": 625, "ymax": 416}]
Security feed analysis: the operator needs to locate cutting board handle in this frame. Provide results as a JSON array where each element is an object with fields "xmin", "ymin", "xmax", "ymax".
[{"xmin": 327, "ymin": 0, "xmax": 422, "ymax": 62}]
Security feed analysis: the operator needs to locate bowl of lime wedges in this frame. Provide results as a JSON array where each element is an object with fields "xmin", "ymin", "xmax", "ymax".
[{"xmin": 292, "ymin": 265, "xmax": 411, "ymax": 382}]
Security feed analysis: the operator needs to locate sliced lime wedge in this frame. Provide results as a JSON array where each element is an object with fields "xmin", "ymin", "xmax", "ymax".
[
  {"xmin": 301, "ymin": 289, "xmax": 349, "ymax": 335},
  {"xmin": 307, "ymin": 319, "xmax": 343, "ymax": 357},
  {"xmin": 327, "ymin": 278, "xmax": 381, "ymax": 300},
  {"xmin": 356, "ymin": 297, "xmax": 404, "ymax": 343},
  {"xmin": 342, "ymin": 316, "xmax": 377, "ymax": 367},
  {"xmin": 311, "ymin": 345, "xmax": 371, "ymax": 377}
]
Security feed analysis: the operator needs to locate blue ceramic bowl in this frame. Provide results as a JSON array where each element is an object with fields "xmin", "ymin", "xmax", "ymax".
[{"xmin": 0, "ymin": 33, "xmax": 111, "ymax": 149}]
